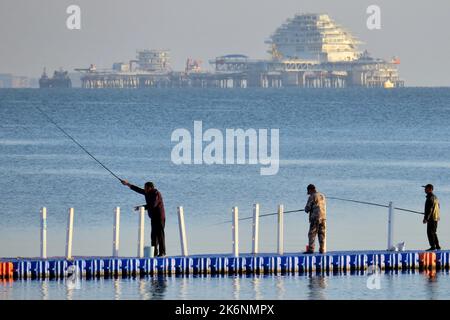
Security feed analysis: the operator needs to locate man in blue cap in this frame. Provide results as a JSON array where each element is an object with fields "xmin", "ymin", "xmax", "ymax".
[{"xmin": 422, "ymin": 184, "xmax": 441, "ymax": 251}]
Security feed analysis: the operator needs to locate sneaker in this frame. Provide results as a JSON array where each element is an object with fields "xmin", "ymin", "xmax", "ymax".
[
  {"xmin": 319, "ymin": 250, "xmax": 326, "ymax": 254},
  {"xmin": 426, "ymin": 247, "xmax": 436, "ymax": 251},
  {"xmin": 303, "ymin": 251, "xmax": 314, "ymax": 254},
  {"xmin": 157, "ymin": 254, "xmax": 166, "ymax": 257},
  {"xmin": 436, "ymin": 246, "xmax": 442, "ymax": 250}
]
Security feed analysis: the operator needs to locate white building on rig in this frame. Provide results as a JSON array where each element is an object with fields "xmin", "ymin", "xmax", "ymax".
[
  {"xmin": 266, "ymin": 13, "xmax": 361, "ymax": 63},
  {"xmin": 136, "ymin": 49, "xmax": 171, "ymax": 73}
]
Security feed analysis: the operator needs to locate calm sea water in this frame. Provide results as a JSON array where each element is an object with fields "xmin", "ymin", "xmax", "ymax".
[
  {"xmin": 1, "ymin": 272, "xmax": 449, "ymax": 300},
  {"xmin": 1, "ymin": 87, "xmax": 450, "ymax": 299}
]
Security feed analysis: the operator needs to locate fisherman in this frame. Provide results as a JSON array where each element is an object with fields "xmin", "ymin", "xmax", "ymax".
[
  {"xmin": 422, "ymin": 184, "xmax": 441, "ymax": 251},
  {"xmin": 121, "ymin": 180, "xmax": 166, "ymax": 257},
  {"xmin": 304, "ymin": 184, "xmax": 327, "ymax": 254}
]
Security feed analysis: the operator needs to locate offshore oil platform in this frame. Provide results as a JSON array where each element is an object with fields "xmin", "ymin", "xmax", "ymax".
[{"xmin": 75, "ymin": 14, "xmax": 404, "ymax": 89}]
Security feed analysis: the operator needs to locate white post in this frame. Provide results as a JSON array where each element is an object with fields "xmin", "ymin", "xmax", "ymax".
[
  {"xmin": 277, "ymin": 204, "xmax": 284, "ymax": 255},
  {"xmin": 65, "ymin": 208, "xmax": 74, "ymax": 259},
  {"xmin": 137, "ymin": 206, "xmax": 145, "ymax": 258},
  {"xmin": 40, "ymin": 207, "xmax": 47, "ymax": 259},
  {"xmin": 252, "ymin": 203, "xmax": 260, "ymax": 254},
  {"xmin": 112, "ymin": 207, "xmax": 120, "ymax": 257},
  {"xmin": 177, "ymin": 206, "xmax": 188, "ymax": 257},
  {"xmin": 232, "ymin": 207, "xmax": 239, "ymax": 257},
  {"xmin": 387, "ymin": 201, "xmax": 395, "ymax": 251}
]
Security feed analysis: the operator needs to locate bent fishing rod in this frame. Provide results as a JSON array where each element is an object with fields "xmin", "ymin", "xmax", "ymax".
[{"xmin": 34, "ymin": 105, "xmax": 122, "ymax": 181}]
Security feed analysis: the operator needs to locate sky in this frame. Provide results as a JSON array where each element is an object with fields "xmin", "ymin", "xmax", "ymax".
[{"xmin": 0, "ymin": 0, "xmax": 449, "ymax": 86}]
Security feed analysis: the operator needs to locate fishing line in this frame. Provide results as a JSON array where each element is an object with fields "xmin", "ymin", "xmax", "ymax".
[
  {"xmin": 34, "ymin": 105, "xmax": 122, "ymax": 181},
  {"xmin": 327, "ymin": 196, "xmax": 424, "ymax": 215},
  {"xmin": 213, "ymin": 196, "xmax": 423, "ymax": 226},
  {"xmin": 212, "ymin": 208, "xmax": 305, "ymax": 226}
]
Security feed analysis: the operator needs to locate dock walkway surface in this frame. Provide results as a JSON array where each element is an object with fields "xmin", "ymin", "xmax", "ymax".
[{"xmin": 0, "ymin": 250, "xmax": 448, "ymax": 280}]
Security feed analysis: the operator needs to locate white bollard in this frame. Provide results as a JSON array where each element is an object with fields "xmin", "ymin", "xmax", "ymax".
[
  {"xmin": 40, "ymin": 207, "xmax": 47, "ymax": 259},
  {"xmin": 232, "ymin": 207, "xmax": 239, "ymax": 257},
  {"xmin": 112, "ymin": 207, "xmax": 120, "ymax": 257},
  {"xmin": 252, "ymin": 203, "xmax": 260, "ymax": 254},
  {"xmin": 277, "ymin": 204, "xmax": 284, "ymax": 255},
  {"xmin": 137, "ymin": 206, "xmax": 145, "ymax": 258},
  {"xmin": 177, "ymin": 206, "xmax": 189, "ymax": 256},
  {"xmin": 65, "ymin": 208, "xmax": 74, "ymax": 259},
  {"xmin": 387, "ymin": 201, "xmax": 395, "ymax": 251}
]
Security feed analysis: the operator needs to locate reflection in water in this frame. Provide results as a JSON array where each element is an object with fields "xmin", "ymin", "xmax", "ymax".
[
  {"xmin": 275, "ymin": 276, "xmax": 285, "ymax": 300},
  {"xmin": 232, "ymin": 276, "xmax": 240, "ymax": 300},
  {"xmin": 66, "ymin": 282, "xmax": 73, "ymax": 301},
  {"xmin": 425, "ymin": 270, "xmax": 437, "ymax": 281},
  {"xmin": 307, "ymin": 274, "xmax": 327, "ymax": 300},
  {"xmin": 383, "ymin": 271, "xmax": 395, "ymax": 298},
  {"xmin": 424, "ymin": 270, "xmax": 438, "ymax": 300},
  {"xmin": 0, "ymin": 279, "xmax": 14, "ymax": 300},
  {"xmin": 138, "ymin": 277, "xmax": 150, "ymax": 300},
  {"xmin": 252, "ymin": 276, "xmax": 262, "ymax": 300},
  {"xmin": 178, "ymin": 275, "xmax": 189, "ymax": 300},
  {"xmin": 114, "ymin": 278, "xmax": 122, "ymax": 300},
  {"xmin": 2, "ymin": 271, "xmax": 450, "ymax": 300},
  {"xmin": 139, "ymin": 276, "xmax": 167, "ymax": 300},
  {"xmin": 41, "ymin": 280, "xmax": 49, "ymax": 300}
]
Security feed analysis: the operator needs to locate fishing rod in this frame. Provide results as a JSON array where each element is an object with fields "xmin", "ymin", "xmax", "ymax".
[
  {"xmin": 327, "ymin": 196, "xmax": 424, "ymax": 215},
  {"xmin": 214, "ymin": 208, "xmax": 305, "ymax": 226},
  {"xmin": 34, "ymin": 105, "xmax": 122, "ymax": 181},
  {"xmin": 214, "ymin": 196, "xmax": 423, "ymax": 226}
]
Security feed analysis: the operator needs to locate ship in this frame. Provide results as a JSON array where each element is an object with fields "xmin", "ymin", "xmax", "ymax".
[{"xmin": 39, "ymin": 68, "xmax": 72, "ymax": 88}]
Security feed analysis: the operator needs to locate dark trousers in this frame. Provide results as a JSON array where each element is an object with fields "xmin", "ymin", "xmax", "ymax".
[
  {"xmin": 308, "ymin": 219, "xmax": 326, "ymax": 252},
  {"xmin": 427, "ymin": 220, "xmax": 440, "ymax": 249},
  {"xmin": 151, "ymin": 218, "xmax": 166, "ymax": 256}
]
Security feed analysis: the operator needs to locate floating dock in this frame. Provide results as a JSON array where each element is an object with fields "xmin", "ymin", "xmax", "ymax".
[{"xmin": 0, "ymin": 250, "xmax": 447, "ymax": 280}]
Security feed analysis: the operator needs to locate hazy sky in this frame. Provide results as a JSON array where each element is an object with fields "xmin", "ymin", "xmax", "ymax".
[{"xmin": 0, "ymin": 0, "xmax": 449, "ymax": 86}]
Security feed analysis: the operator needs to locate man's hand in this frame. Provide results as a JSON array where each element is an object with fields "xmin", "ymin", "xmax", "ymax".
[
  {"xmin": 121, "ymin": 179, "xmax": 130, "ymax": 187},
  {"xmin": 134, "ymin": 206, "xmax": 140, "ymax": 211},
  {"xmin": 423, "ymin": 218, "xmax": 428, "ymax": 224}
]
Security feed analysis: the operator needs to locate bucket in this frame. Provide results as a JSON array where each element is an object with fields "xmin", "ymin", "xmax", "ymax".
[{"xmin": 144, "ymin": 246, "xmax": 155, "ymax": 258}]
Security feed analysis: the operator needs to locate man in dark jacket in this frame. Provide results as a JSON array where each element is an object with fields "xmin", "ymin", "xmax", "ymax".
[
  {"xmin": 121, "ymin": 179, "xmax": 166, "ymax": 257},
  {"xmin": 422, "ymin": 184, "xmax": 441, "ymax": 251}
]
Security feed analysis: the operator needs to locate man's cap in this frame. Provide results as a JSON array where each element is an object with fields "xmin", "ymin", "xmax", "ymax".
[
  {"xmin": 307, "ymin": 184, "xmax": 316, "ymax": 190},
  {"xmin": 422, "ymin": 184, "xmax": 434, "ymax": 190}
]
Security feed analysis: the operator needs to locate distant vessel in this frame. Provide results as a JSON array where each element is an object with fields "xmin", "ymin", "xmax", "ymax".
[{"xmin": 39, "ymin": 68, "xmax": 72, "ymax": 88}]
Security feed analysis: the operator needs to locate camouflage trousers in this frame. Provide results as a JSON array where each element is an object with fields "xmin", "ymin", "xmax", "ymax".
[{"xmin": 308, "ymin": 219, "xmax": 326, "ymax": 252}]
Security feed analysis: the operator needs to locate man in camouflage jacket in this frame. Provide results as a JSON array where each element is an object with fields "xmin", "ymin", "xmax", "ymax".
[{"xmin": 304, "ymin": 184, "xmax": 327, "ymax": 254}]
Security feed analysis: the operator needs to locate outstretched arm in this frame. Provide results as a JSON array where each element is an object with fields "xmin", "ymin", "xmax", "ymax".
[{"xmin": 121, "ymin": 179, "xmax": 145, "ymax": 195}]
